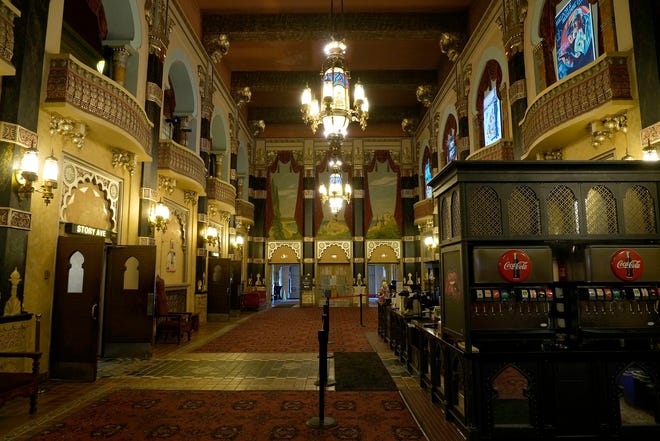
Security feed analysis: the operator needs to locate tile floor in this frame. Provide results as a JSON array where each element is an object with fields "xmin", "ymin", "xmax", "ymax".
[{"xmin": 0, "ymin": 307, "xmax": 464, "ymax": 441}]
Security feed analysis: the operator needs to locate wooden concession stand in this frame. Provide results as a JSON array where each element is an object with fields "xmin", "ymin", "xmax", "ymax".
[{"xmin": 379, "ymin": 160, "xmax": 660, "ymax": 440}]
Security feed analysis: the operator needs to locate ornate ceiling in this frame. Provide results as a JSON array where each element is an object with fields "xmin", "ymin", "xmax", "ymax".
[{"xmin": 197, "ymin": 0, "xmax": 483, "ymax": 135}]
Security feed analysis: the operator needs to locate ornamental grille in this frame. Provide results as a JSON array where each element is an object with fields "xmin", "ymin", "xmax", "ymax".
[
  {"xmin": 468, "ymin": 186, "xmax": 502, "ymax": 237},
  {"xmin": 508, "ymin": 186, "xmax": 541, "ymax": 236},
  {"xmin": 441, "ymin": 198, "xmax": 451, "ymax": 240},
  {"xmin": 624, "ymin": 185, "xmax": 657, "ymax": 234},
  {"xmin": 546, "ymin": 185, "xmax": 579, "ymax": 235},
  {"xmin": 451, "ymin": 191, "xmax": 462, "ymax": 238},
  {"xmin": 585, "ymin": 185, "xmax": 618, "ymax": 235}
]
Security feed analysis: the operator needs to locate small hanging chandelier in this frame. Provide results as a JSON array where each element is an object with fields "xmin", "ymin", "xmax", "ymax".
[
  {"xmin": 300, "ymin": 2, "xmax": 369, "ymax": 147},
  {"xmin": 319, "ymin": 147, "xmax": 351, "ymax": 215}
]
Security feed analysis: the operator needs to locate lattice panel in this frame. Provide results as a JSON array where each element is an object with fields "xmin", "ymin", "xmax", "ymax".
[
  {"xmin": 468, "ymin": 186, "xmax": 502, "ymax": 237},
  {"xmin": 508, "ymin": 186, "xmax": 541, "ymax": 236},
  {"xmin": 546, "ymin": 185, "xmax": 579, "ymax": 235},
  {"xmin": 451, "ymin": 191, "xmax": 462, "ymax": 238},
  {"xmin": 624, "ymin": 185, "xmax": 657, "ymax": 234},
  {"xmin": 585, "ymin": 185, "xmax": 618, "ymax": 235},
  {"xmin": 441, "ymin": 198, "xmax": 451, "ymax": 240}
]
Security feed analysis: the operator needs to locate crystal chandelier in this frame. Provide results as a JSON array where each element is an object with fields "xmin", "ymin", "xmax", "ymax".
[
  {"xmin": 319, "ymin": 148, "xmax": 352, "ymax": 215},
  {"xmin": 300, "ymin": 39, "xmax": 369, "ymax": 147}
]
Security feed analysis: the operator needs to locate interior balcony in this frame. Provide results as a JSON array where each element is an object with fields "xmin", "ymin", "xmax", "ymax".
[
  {"xmin": 43, "ymin": 54, "xmax": 152, "ymax": 162},
  {"xmin": 157, "ymin": 139, "xmax": 206, "ymax": 195},
  {"xmin": 206, "ymin": 177, "xmax": 236, "ymax": 216},
  {"xmin": 521, "ymin": 52, "xmax": 634, "ymax": 160},
  {"xmin": 235, "ymin": 198, "xmax": 255, "ymax": 231},
  {"xmin": 413, "ymin": 197, "xmax": 435, "ymax": 231}
]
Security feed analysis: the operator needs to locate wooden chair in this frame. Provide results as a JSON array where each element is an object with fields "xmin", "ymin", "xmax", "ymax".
[
  {"xmin": 0, "ymin": 314, "xmax": 42, "ymax": 414},
  {"xmin": 155, "ymin": 277, "xmax": 193, "ymax": 344}
]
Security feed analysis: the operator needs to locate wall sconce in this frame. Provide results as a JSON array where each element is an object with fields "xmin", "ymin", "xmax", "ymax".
[
  {"xmin": 15, "ymin": 147, "xmax": 59, "ymax": 205},
  {"xmin": 643, "ymin": 140, "xmax": 659, "ymax": 161},
  {"xmin": 149, "ymin": 200, "xmax": 170, "ymax": 232},
  {"xmin": 424, "ymin": 235, "xmax": 439, "ymax": 252},
  {"xmin": 206, "ymin": 226, "xmax": 218, "ymax": 247},
  {"xmin": 232, "ymin": 234, "xmax": 244, "ymax": 250}
]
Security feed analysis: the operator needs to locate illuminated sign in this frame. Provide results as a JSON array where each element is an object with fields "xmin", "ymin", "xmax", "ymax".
[{"xmin": 65, "ymin": 223, "xmax": 111, "ymax": 239}]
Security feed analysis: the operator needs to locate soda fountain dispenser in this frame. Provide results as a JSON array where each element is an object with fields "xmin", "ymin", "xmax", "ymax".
[{"xmin": 576, "ymin": 245, "xmax": 660, "ymax": 347}]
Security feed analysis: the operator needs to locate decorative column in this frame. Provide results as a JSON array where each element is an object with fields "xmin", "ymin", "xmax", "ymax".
[
  {"xmin": 351, "ymin": 141, "xmax": 366, "ymax": 285},
  {"xmin": 498, "ymin": 0, "xmax": 528, "ymax": 159},
  {"xmin": 302, "ymin": 140, "xmax": 316, "ymax": 280},
  {"xmin": 111, "ymin": 46, "xmax": 130, "ymax": 87},
  {"xmin": 400, "ymin": 140, "xmax": 419, "ymax": 286},
  {"xmin": 454, "ymin": 63, "xmax": 471, "ymax": 159},
  {"xmin": 247, "ymin": 139, "xmax": 267, "ymax": 288},
  {"xmin": 0, "ymin": 0, "xmax": 49, "ymax": 318},
  {"xmin": 195, "ymin": 63, "xmax": 214, "ymax": 293},
  {"xmin": 139, "ymin": 0, "xmax": 172, "ymax": 245}
]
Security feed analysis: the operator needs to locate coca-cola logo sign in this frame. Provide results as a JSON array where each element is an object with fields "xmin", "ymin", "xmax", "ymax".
[
  {"xmin": 610, "ymin": 248, "xmax": 644, "ymax": 281},
  {"xmin": 498, "ymin": 250, "xmax": 532, "ymax": 283}
]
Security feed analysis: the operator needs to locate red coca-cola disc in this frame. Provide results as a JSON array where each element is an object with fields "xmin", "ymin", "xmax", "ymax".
[
  {"xmin": 610, "ymin": 248, "xmax": 644, "ymax": 281},
  {"xmin": 498, "ymin": 250, "xmax": 532, "ymax": 283}
]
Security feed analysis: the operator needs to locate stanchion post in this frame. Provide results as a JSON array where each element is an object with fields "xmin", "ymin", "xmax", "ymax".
[
  {"xmin": 307, "ymin": 329, "xmax": 336, "ymax": 428},
  {"xmin": 359, "ymin": 292, "xmax": 364, "ymax": 327}
]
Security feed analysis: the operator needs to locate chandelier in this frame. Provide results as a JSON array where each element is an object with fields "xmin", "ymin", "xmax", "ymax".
[
  {"xmin": 318, "ymin": 147, "xmax": 352, "ymax": 215},
  {"xmin": 300, "ymin": 39, "xmax": 369, "ymax": 146}
]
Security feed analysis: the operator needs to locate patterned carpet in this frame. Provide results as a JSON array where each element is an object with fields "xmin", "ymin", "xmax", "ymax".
[
  {"xmin": 25, "ymin": 389, "xmax": 425, "ymax": 441},
  {"xmin": 195, "ymin": 306, "xmax": 378, "ymax": 353}
]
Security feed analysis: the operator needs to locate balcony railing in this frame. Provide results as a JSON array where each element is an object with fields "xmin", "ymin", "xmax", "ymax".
[
  {"xmin": 520, "ymin": 53, "xmax": 633, "ymax": 159},
  {"xmin": 235, "ymin": 198, "xmax": 255, "ymax": 227},
  {"xmin": 466, "ymin": 140, "xmax": 514, "ymax": 161},
  {"xmin": 413, "ymin": 197, "xmax": 434, "ymax": 229},
  {"xmin": 44, "ymin": 54, "xmax": 152, "ymax": 160},
  {"xmin": 158, "ymin": 140, "xmax": 207, "ymax": 194},
  {"xmin": 206, "ymin": 177, "xmax": 236, "ymax": 214}
]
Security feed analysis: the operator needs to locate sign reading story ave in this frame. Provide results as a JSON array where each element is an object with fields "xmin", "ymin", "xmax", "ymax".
[
  {"xmin": 498, "ymin": 249, "xmax": 532, "ymax": 283},
  {"xmin": 65, "ymin": 222, "xmax": 111, "ymax": 239}
]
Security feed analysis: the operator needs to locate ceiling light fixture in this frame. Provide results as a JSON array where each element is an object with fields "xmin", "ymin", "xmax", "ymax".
[
  {"xmin": 300, "ymin": 1, "xmax": 368, "ymax": 147},
  {"xmin": 319, "ymin": 145, "xmax": 351, "ymax": 215}
]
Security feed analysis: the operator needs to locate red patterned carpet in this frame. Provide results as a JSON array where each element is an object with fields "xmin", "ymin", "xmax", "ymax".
[
  {"xmin": 26, "ymin": 389, "xmax": 425, "ymax": 441},
  {"xmin": 195, "ymin": 306, "xmax": 378, "ymax": 353}
]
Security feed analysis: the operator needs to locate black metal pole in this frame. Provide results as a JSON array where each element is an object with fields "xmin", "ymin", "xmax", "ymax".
[{"xmin": 307, "ymin": 328, "xmax": 336, "ymax": 428}]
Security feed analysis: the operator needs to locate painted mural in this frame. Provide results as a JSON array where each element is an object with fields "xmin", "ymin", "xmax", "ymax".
[
  {"xmin": 268, "ymin": 162, "xmax": 302, "ymax": 240},
  {"xmin": 367, "ymin": 162, "xmax": 400, "ymax": 238}
]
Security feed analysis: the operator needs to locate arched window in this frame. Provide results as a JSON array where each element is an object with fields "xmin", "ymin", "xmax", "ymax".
[
  {"xmin": 442, "ymin": 114, "xmax": 458, "ymax": 166},
  {"xmin": 476, "ymin": 60, "xmax": 503, "ymax": 148}
]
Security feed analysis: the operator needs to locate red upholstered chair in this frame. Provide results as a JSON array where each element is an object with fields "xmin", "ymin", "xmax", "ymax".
[{"xmin": 155, "ymin": 276, "xmax": 193, "ymax": 344}]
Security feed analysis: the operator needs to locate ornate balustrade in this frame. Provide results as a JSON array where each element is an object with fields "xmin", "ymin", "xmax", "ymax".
[
  {"xmin": 44, "ymin": 54, "xmax": 152, "ymax": 160},
  {"xmin": 206, "ymin": 177, "xmax": 236, "ymax": 214},
  {"xmin": 0, "ymin": 1, "xmax": 19, "ymax": 76},
  {"xmin": 521, "ymin": 52, "xmax": 633, "ymax": 159},
  {"xmin": 235, "ymin": 198, "xmax": 255, "ymax": 228},
  {"xmin": 158, "ymin": 140, "xmax": 206, "ymax": 194}
]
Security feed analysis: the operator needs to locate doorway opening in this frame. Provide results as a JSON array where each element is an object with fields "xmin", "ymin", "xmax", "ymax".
[
  {"xmin": 271, "ymin": 264, "xmax": 300, "ymax": 302},
  {"xmin": 368, "ymin": 263, "xmax": 400, "ymax": 298}
]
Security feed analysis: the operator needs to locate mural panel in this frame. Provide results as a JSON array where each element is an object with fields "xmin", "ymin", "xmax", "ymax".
[
  {"xmin": 268, "ymin": 159, "xmax": 302, "ymax": 240},
  {"xmin": 366, "ymin": 161, "xmax": 400, "ymax": 239}
]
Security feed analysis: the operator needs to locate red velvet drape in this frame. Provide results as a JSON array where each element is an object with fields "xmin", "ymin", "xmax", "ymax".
[
  {"xmin": 363, "ymin": 150, "xmax": 403, "ymax": 236},
  {"xmin": 265, "ymin": 151, "xmax": 304, "ymax": 238}
]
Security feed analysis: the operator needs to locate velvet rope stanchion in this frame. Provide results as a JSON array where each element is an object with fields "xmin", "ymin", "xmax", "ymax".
[{"xmin": 307, "ymin": 328, "xmax": 336, "ymax": 429}]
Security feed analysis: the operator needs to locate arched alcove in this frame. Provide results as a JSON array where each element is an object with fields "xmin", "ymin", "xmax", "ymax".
[
  {"xmin": 163, "ymin": 49, "xmax": 199, "ymax": 151},
  {"xmin": 102, "ymin": 0, "xmax": 142, "ymax": 95}
]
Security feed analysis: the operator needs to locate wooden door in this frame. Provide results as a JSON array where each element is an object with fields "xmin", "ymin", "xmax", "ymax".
[
  {"xmin": 229, "ymin": 260, "xmax": 242, "ymax": 312},
  {"xmin": 50, "ymin": 235, "xmax": 105, "ymax": 381},
  {"xmin": 208, "ymin": 256, "xmax": 231, "ymax": 319},
  {"xmin": 102, "ymin": 245, "xmax": 156, "ymax": 358}
]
